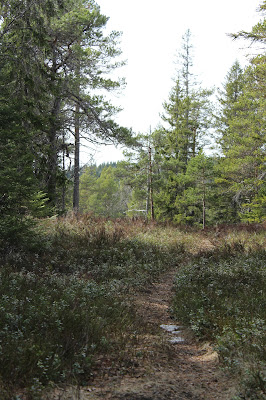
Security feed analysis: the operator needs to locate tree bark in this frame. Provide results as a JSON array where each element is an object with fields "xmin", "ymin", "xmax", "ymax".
[
  {"xmin": 202, "ymin": 183, "xmax": 206, "ymax": 230},
  {"xmin": 73, "ymin": 57, "xmax": 81, "ymax": 213},
  {"xmin": 73, "ymin": 102, "xmax": 80, "ymax": 212},
  {"xmin": 148, "ymin": 145, "xmax": 155, "ymax": 221},
  {"xmin": 47, "ymin": 96, "xmax": 61, "ymax": 206}
]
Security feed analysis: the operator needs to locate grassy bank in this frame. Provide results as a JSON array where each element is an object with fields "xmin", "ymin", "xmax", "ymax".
[{"xmin": 172, "ymin": 232, "xmax": 266, "ymax": 399}]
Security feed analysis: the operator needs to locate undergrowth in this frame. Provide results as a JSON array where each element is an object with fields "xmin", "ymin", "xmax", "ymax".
[
  {"xmin": 0, "ymin": 215, "xmax": 186, "ymax": 399},
  {"xmin": 172, "ymin": 235, "xmax": 266, "ymax": 399},
  {"xmin": 0, "ymin": 216, "xmax": 265, "ymax": 399}
]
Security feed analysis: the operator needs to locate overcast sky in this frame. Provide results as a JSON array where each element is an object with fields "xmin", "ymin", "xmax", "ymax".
[{"xmin": 82, "ymin": 0, "xmax": 262, "ymax": 164}]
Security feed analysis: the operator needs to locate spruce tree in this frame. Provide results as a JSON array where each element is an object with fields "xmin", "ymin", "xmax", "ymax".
[
  {"xmin": 156, "ymin": 30, "xmax": 213, "ymax": 221},
  {"xmin": 0, "ymin": 0, "xmax": 57, "ymax": 244},
  {"xmin": 217, "ymin": 60, "xmax": 265, "ymax": 222},
  {"xmin": 216, "ymin": 2, "xmax": 266, "ymax": 222}
]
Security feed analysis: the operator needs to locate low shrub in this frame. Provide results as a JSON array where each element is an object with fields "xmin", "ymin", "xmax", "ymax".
[
  {"xmin": 172, "ymin": 249, "xmax": 266, "ymax": 399},
  {"xmin": 32, "ymin": 216, "xmax": 185, "ymax": 289},
  {"xmin": 0, "ymin": 268, "xmax": 132, "ymax": 395},
  {"xmin": 0, "ymin": 216, "xmax": 187, "ymax": 397}
]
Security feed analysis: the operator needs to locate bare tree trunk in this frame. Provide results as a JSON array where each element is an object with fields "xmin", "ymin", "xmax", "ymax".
[
  {"xmin": 47, "ymin": 43, "xmax": 61, "ymax": 207},
  {"xmin": 192, "ymin": 127, "xmax": 196, "ymax": 158},
  {"xmin": 73, "ymin": 102, "xmax": 80, "ymax": 212},
  {"xmin": 146, "ymin": 168, "xmax": 150, "ymax": 220},
  {"xmin": 73, "ymin": 57, "xmax": 80, "ymax": 213},
  {"xmin": 148, "ymin": 145, "xmax": 155, "ymax": 221},
  {"xmin": 47, "ymin": 96, "xmax": 61, "ymax": 206},
  {"xmin": 202, "ymin": 184, "xmax": 206, "ymax": 230},
  {"xmin": 62, "ymin": 131, "xmax": 66, "ymax": 213}
]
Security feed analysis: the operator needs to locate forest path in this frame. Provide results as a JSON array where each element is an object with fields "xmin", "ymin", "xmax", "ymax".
[{"xmin": 53, "ymin": 251, "xmax": 237, "ymax": 400}]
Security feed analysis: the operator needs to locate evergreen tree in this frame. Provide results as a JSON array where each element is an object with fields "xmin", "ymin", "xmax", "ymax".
[
  {"xmin": 0, "ymin": 79, "xmax": 39, "ymax": 244},
  {"xmin": 156, "ymin": 30, "xmax": 213, "ymax": 221},
  {"xmin": 79, "ymin": 165, "xmax": 128, "ymax": 217},
  {"xmin": 214, "ymin": 61, "xmax": 245, "ymax": 222},
  {"xmin": 217, "ymin": 61, "xmax": 265, "ymax": 222},
  {"xmin": 216, "ymin": 61, "xmax": 245, "ymax": 152},
  {"xmin": 39, "ymin": 0, "xmax": 132, "ymax": 209},
  {"xmin": 0, "ymin": 0, "xmax": 132, "ymax": 222},
  {"xmin": 115, "ymin": 131, "xmax": 163, "ymax": 219},
  {"xmin": 178, "ymin": 152, "xmax": 216, "ymax": 227},
  {"xmin": 0, "ymin": 0, "xmax": 57, "ymax": 244},
  {"xmin": 79, "ymin": 165, "xmax": 98, "ymax": 213},
  {"xmin": 116, "ymin": 144, "xmax": 150, "ymax": 218},
  {"xmin": 216, "ymin": 2, "xmax": 266, "ymax": 222},
  {"xmin": 230, "ymin": 0, "xmax": 266, "ymax": 43}
]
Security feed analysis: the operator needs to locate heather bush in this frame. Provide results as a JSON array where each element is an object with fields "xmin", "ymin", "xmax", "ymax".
[
  {"xmin": 0, "ymin": 215, "xmax": 187, "ymax": 397},
  {"xmin": 172, "ymin": 245, "xmax": 266, "ymax": 399},
  {"xmin": 1, "ymin": 216, "xmax": 263, "ymax": 398},
  {"xmin": 34, "ymin": 216, "xmax": 185, "ymax": 288},
  {"xmin": 0, "ymin": 268, "xmax": 132, "ymax": 395}
]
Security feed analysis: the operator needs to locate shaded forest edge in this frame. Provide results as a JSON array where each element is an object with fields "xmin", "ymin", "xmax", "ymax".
[
  {"xmin": 0, "ymin": 216, "xmax": 265, "ymax": 399},
  {"xmin": 1, "ymin": 1, "xmax": 265, "ymax": 236}
]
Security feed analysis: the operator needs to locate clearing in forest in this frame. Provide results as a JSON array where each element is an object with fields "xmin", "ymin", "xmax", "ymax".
[{"xmin": 50, "ymin": 240, "xmax": 237, "ymax": 400}]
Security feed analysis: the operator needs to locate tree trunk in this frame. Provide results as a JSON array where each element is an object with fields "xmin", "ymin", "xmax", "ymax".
[
  {"xmin": 192, "ymin": 127, "xmax": 196, "ymax": 158},
  {"xmin": 73, "ymin": 58, "xmax": 81, "ymax": 213},
  {"xmin": 62, "ymin": 131, "xmax": 66, "ymax": 213},
  {"xmin": 47, "ymin": 42, "xmax": 61, "ymax": 208},
  {"xmin": 148, "ymin": 145, "xmax": 155, "ymax": 221},
  {"xmin": 146, "ymin": 169, "xmax": 150, "ymax": 220},
  {"xmin": 73, "ymin": 102, "xmax": 80, "ymax": 212},
  {"xmin": 202, "ymin": 186, "xmax": 206, "ymax": 230},
  {"xmin": 47, "ymin": 96, "xmax": 61, "ymax": 206}
]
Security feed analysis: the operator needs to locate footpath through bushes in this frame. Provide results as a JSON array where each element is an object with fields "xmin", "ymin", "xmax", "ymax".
[
  {"xmin": 0, "ymin": 216, "xmax": 185, "ymax": 398},
  {"xmin": 0, "ymin": 216, "xmax": 265, "ymax": 399}
]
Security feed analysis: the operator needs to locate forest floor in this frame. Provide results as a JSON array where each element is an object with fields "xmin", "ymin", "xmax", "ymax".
[{"xmin": 50, "ymin": 241, "xmax": 237, "ymax": 400}]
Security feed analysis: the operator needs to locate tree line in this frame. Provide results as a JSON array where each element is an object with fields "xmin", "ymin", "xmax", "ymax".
[
  {"xmin": 79, "ymin": 4, "xmax": 265, "ymax": 226},
  {"xmin": 0, "ymin": 0, "xmax": 133, "ymax": 243},
  {"xmin": 0, "ymin": 1, "xmax": 265, "ymax": 244}
]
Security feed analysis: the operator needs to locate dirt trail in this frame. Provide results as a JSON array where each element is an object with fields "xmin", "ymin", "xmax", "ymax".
[{"xmin": 53, "ymin": 263, "xmax": 236, "ymax": 400}]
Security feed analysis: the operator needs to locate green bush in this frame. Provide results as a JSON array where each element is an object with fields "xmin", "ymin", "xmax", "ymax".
[
  {"xmin": 172, "ymin": 249, "xmax": 266, "ymax": 398},
  {"xmin": 0, "ymin": 216, "xmax": 186, "ymax": 397},
  {"xmin": 0, "ymin": 268, "xmax": 131, "ymax": 393}
]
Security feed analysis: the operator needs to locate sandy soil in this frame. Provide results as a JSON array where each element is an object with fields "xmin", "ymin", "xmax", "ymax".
[{"xmin": 50, "ymin": 264, "xmax": 237, "ymax": 400}]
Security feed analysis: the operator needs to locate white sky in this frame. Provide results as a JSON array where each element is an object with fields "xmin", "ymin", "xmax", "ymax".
[{"xmin": 82, "ymin": 0, "xmax": 262, "ymax": 165}]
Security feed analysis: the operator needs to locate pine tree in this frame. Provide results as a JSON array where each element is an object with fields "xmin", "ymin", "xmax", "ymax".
[
  {"xmin": 40, "ymin": 0, "xmax": 132, "ymax": 210},
  {"xmin": 114, "ymin": 131, "xmax": 164, "ymax": 219},
  {"xmin": 116, "ymin": 137, "xmax": 152, "ymax": 218},
  {"xmin": 0, "ymin": 0, "xmax": 133, "ymax": 218}
]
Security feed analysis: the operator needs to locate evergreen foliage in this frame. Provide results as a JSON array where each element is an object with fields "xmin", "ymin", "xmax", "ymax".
[
  {"xmin": 1, "ymin": 2, "xmax": 265, "ymax": 227},
  {"xmin": 0, "ymin": 0, "xmax": 132, "ymax": 243},
  {"xmin": 215, "ymin": 8, "xmax": 266, "ymax": 223},
  {"xmin": 0, "ymin": 3, "xmax": 265, "ymax": 397},
  {"xmin": 114, "ymin": 14, "xmax": 265, "ymax": 225},
  {"xmin": 79, "ymin": 162, "xmax": 129, "ymax": 217}
]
